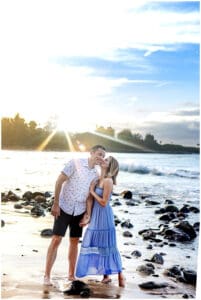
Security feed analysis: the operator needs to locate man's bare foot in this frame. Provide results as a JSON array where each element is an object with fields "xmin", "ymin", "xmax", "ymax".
[
  {"xmin": 79, "ymin": 213, "xmax": 90, "ymax": 227},
  {"xmin": 43, "ymin": 276, "xmax": 53, "ymax": 286},
  {"xmin": 67, "ymin": 276, "xmax": 76, "ymax": 281}
]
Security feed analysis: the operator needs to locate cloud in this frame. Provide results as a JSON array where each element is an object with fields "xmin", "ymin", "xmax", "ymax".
[
  {"xmin": 138, "ymin": 120, "xmax": 199, "ymax": 146},
  {"xmin": 174, "ymin": 108, "xmax": 200, "ymax": 117},
  {"xmin": 133, "ymin": 107, "xmax": 200, "ymax": 146},
  {"xmin": 1, "ymin": 0, "xmax": 199, "ymax": 146},
  {"xmin": 1, "ymin": 1, "xmax": 199, "ymax": 61}
]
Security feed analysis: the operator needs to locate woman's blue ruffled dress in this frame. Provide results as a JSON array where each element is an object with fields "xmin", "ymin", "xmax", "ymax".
[{"xmin": 76, "ymin": 187, "xmax": 122, "ymax": 277}]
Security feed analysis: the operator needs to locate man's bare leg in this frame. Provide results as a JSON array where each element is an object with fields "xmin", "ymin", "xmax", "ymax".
[
  {"xmin": 44, "ymin": 235, "xmax": 62, "ymax": 284},
  {"xmin": 68, "ymin": 237, "xmax": 80, "ymax": 280}
]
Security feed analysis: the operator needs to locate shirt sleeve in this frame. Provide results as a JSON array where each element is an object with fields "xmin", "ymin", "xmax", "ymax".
[{"xmin": 62, "ymin": 159, "xmax": 75, "ymax": 177}]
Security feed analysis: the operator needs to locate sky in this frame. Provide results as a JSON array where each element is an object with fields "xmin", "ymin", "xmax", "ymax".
[{"xmin": 0, "ymin": 0, "xmax": 200, "ymax": 146}]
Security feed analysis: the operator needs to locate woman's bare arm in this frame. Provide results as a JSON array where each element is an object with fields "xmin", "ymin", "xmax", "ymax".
[{"xmin": 90, "ymin": 178, "xmax": 113, "ymax": 207}]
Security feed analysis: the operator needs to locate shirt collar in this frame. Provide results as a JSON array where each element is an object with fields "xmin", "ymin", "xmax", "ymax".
[{"xmin": 83, "ymin": 158, "xmax": 96, "ymax": 171}]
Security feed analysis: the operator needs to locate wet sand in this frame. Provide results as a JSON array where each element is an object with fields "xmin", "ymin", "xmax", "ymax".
[{"xmin": 1, "ymin": 204, "xmax": 199, "ymax": 299}]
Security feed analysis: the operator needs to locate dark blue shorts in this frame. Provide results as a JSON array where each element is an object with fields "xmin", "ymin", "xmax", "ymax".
[{"xmin": 52, "ymin": 208, "xmax": 84, "ymax": 237}]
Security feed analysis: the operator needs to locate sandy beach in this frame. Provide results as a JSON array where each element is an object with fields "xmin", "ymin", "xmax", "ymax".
[
  {"xmin": 1, "ymin": 200, "xmax": 199, "ymax": 300},
  {"xmin": 1, "ymin": 205, "xmax": 146, "ymax": 300}
]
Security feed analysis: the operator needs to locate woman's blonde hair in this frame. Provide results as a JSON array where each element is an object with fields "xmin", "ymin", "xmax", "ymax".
[{"xmin": 105, "ymin": 156, "xmax": 119, "ymax": 185}]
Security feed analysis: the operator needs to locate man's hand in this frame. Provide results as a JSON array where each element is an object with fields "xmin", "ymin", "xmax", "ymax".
[
  {"xmin": 51, "ymin": 203, "xmax": 60, "ymax": 219},
  {"xmin": 89, "ymin": 180, "xmax": 97, "ymax": 194},
  {"xmin": 79, "ymin": 213, "xmax": 90, "ymax": 227}
]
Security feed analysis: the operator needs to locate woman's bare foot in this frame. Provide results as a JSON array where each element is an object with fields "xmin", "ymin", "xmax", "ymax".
[
  {"xmin": 101, "ymin": 275, "xmax": 112, "ymax": 284},
  {"xmin": 118, "ymin": 275, "xmax": 125, "ymax": 288}
]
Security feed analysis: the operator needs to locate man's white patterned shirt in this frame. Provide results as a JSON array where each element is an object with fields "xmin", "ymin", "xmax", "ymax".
[{"xmin": 59, "ymin": 158, "xmax": 98, "ymax": 216}]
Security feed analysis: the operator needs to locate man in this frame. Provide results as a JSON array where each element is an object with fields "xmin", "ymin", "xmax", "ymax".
[{"xmin": 44, "ymin": 145, "xmax": 106, "ymax": 285}]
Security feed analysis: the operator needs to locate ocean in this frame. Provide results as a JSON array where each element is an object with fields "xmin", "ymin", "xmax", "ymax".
[{"xmin": 1, "ymin": 150, "xmax": 200, "ymax": 276}]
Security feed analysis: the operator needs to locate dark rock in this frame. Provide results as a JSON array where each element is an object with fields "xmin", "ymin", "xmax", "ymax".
[
  {"xmin": 123, "ymin": 231, "xmax": 133, "ymax": 238},
  {"xmin": 1, "ymin": 220, "xmax": 5, "ymax": 227},
  {"xmin": 41, "ymin": 229, "xmax": 53, "ymax": 237},
  {"xmin": 140, "ymin": 194, "xmax": 151, "ymax": 199},
  {"xmin": 14, "ymin": 204, "xmax": 23, "ymax": 209},
  {"xmin": 112, "ymin": 192, "xmax": 119, "ymax": 196},
  {"xmin": 23, "ymin": 191, "xmax": 33, "ymax": 200},
  {"xmin": 6, "ymin": 191, "xmax": 20, "ymax": 202},
  {"xmin": 164, "ymin": 205, "xmax": 179, "ymax": 213},
  {"xmin": 32, "ymin": 192, "xmax": 45, "ymax": 198},
  {"xmin": 63, "ymin": 280, "xmax": 91, "ymax": 297},
  {"xmin": 150, "ymin": 253, "xmax": 164, "ymax": 264},
  {"xmin": 174, "ymin": 221, "xmax": 197, "ymax": 240},
  {"xmin": 145, "ymin": 200, "xmax": 160, "ymax": 206},
  {"xmin": 122, "ymin": 255, "xmax": 132, "ymax": 259},
  {"xmin": 1, "ymin": 194, "xmax": 8, "ymax": 202},
  {"xmin": 189, "ymin": 206, "xmax": 199, "ymax": 213},
  {"xmin": 131, "ymin": 250, "xmax": 142, "ymax": 258},
  {"xmin": 163, "ymin": 228, "xmax": 191, "ymax": 242},
  {"xmin": 159, "ymin": 212, "xmax": 177, "ymax": 221},
  {"xmin": 139, "ymin": 281, "xmax": 169, "ymax": 289},
  {"xmin": 155, "ymin": 208, "xmax": 166, "ymax": 214},
  {"xmin": 30, "ymin": 205, "xmax": 45, "ymax": 217},
  {"xmin": 183, "ymin": 269, "xmax": 197, "ymax": 285},
  {"xmin": 125, "ymin": 200, "xmax": 136, "ymax": 206},
  {"xmin": 112, "ymin": 199, "xmax": 122, "ymax": 206},
  {"xmin": 136, "ymin": 264, "xmax": 155, "ymax": 275},
  {"xmin": 34, "ymin": 195, "xmax": 46, "ymax": 203},
  {"xmin": 164, "ymin": 199, "xmax": 174, "ymax": 205},
  {"xmin": 142, "ymin": 230, "xmax": 156, "ymax": 240},
  {"xmin": 44, "ymin": 191, "xmax": 52, "ymax": 198},
  {"xmin": 166, "ymin": 265, "xmax": 182, "ymax": 277},
  {"xmin": 114, "ymin": 215, "xmax": 121, "ymax": 226},
  {"xmin": 179, "ymin": 205, "xmax": 190, "ymax": 214},
  {"xmin": 151, "ymin": 238, "xmax": 163, "ymax": 243},
  {"xmin": 121, "ymin": 190, "xmax": 132, "ymax": 199},
  {"xmin": 193, "ymin": 222, "xmax": 200, "ymax": 231},
  {"xmin": 121, "ymin": 220, "xmax": 134, "ymax": 229}
]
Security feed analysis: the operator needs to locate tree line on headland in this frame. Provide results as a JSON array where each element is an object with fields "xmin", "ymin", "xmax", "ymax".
[{"xmin": 1, "ymin": 113, "xmax": 199, "ymax": 153}]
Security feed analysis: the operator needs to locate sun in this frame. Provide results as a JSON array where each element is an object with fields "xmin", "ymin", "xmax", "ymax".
[{"xmin": 55, "ymin": 114, "xmax": 92, "ymax": 133}]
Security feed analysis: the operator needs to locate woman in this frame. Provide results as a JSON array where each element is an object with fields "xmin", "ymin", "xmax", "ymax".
[{"xmin": 75, "ymin": 156, "xmax": 125, "ymax": 287}]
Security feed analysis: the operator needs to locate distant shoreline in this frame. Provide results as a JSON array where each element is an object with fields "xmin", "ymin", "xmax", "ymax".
[{"xmin": 1, "ymin": 147, "xmax": 199, "ymax": 154}]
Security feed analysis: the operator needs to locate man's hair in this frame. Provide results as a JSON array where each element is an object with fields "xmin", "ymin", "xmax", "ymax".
[{"xmin": 90, "ymin": 145, "xmax": 106, "ymax": 152}]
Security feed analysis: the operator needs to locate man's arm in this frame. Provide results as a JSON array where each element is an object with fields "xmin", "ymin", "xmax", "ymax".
[
  {"xmin": 79, "ymin": 194, "xmax": 94, "ymax": 227},
  {"xmin": 51, "ymin": 172, "xmax": 68, "ymax": 218}
]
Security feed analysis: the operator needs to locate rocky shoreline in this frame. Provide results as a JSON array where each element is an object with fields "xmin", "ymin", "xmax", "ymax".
[{"xmin": 1, "ymin": 188, "xmax": 200, "ymax": 299}]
